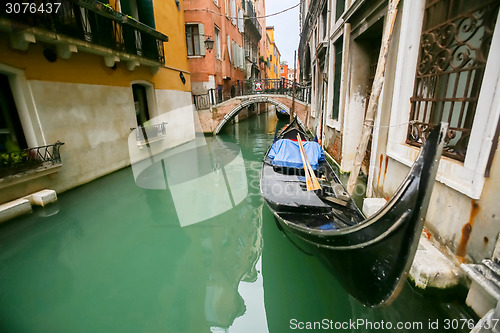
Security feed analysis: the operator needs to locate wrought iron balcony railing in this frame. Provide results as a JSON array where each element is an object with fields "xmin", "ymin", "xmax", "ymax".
[
  {"xmin": 0, "ymin": 0, "xmax": 168, "ymax": 64},
  {"xmin": 244, "ymin": 0, "xmax": 262, "ymax": 39},
  {"xmin": 134, "ymin": 123, "xmax": 167, "ymax": 142},
  {"xmin": 0, "ymin": 142, "xmax": 65, "ymax": 179}
]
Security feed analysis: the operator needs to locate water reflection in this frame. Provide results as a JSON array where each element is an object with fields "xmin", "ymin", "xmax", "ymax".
[{"xmin": 129, "ymin": 109, "xmax": 248, "ymax": 227}]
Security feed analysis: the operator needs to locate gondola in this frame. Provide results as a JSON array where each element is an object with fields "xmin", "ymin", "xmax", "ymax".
[
  {"xmin": 275, "ymin": 107, "xmax": 289, "ymax": 120},
  {"xmin": 260, "ymin": 118, "xmax": 446, "ymax": 307}
]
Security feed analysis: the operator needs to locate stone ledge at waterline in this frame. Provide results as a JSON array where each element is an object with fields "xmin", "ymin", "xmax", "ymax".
[
  {"xmin": 0, "ymin": 198, "xmax": 32, "ymax": 223},
  {"xmin": 410, "ymin": 236, "xmax": 464, "ymax": 290},
  {"xmin": 0, "ymin": 189, "xmax": 58, "ymax": 223}
]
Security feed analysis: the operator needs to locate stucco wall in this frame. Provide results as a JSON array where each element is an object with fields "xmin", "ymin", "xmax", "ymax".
[
  {"xmin": 374, "ymin": 142, "xmax": 500, "ymax": 264},
  {"xmin": 0, "ymin": 79, "xmax": 193, "ymax": 204}
]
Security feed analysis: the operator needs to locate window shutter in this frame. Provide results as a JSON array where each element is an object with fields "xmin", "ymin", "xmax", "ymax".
[
  {"xmin": 227, "ymin": 35, "xmax": 232, "ymax": 63},
  {"xmin": 238, "ymin": 9, "xmax": 244, "ymax": 32},
  {"xmin": 232, "ymin": 41, "xmax": 236, "ymax": 68},
  {"xmin": 231, "ymin": 0, "xmax": 236, "ymax": 25},
  {"xmin": 240, "ymin": 46, "xmax": 245, "ymax": 69},
  {"xmin": 136, "ymin": 0, "xmax": 156, "ymax": 28},
  {"xmin": 198, "ymin": 23, "xmax": 206, "ymax": 56}
]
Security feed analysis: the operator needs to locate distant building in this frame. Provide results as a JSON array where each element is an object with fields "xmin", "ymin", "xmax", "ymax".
[
  {"xmin": 243, "ymin": 0, "xmax": 266, "ymax": 80},
  {"xmin": 265, "ymin": 26, "xmax": 281, "ymax": 79},
  {"xmin": 184, "ymin": 0, "xmax": 246, "ymax": 101},
  {"xmin": 280, "ymin": 62, "xmax": 288, "ymax": 80},
  {"xmin": 0, "ymin": 0, "xmax": 192, "ymax": 204},
  {"xmin": 287, "ymin": 68, "xmax": 298, "ymax": 82},
  {"xmin": 184, "ymin": 0, "xmax": 266, "ymax": 102}
]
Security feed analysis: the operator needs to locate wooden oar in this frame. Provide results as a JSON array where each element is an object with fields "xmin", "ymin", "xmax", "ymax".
[
  {"xmin": 303, "ymin": 146, "xmax": 321, "ymax": 190},
  {"xmin": 297, "ymin": 134, "xmax": 321, "ymax": 191}
]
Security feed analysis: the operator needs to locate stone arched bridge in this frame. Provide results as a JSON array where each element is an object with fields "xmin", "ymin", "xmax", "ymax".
[{"xmin": 197, "ymin": 94, "xmax": 311, "ymax": 134}]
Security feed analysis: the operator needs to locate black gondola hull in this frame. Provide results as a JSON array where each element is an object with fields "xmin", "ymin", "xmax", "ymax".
[
  {"xmin": 275, "ymin": 109, "xmax": 289, "ymax": 120},
  {"xmin": 261, "ymin": 119, "xmax": 446, "ymax": 306}
]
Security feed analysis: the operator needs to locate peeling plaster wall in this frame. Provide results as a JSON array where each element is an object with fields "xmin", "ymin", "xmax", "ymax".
[
  {"xmin": 376, "ymin": 148, "xmax": 500, "ymax": 264},
  {"xmin": 464, "ymin": 143, "xmax": 500, "ymax": 262}
]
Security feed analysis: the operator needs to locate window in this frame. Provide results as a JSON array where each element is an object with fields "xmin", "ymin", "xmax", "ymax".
[
  {"xmin": 321, "ymin": 4, "xmax": 328, "ymax": 40},
  {"xmin": 335, "ymin": 0, "xmax": 345, "ymax": 21},
  {"xmin": 0, "ymin": 74, "xmax": 26, "ymax": 153},
  {"xmin": 408, "ymin": 0, "xmax": 499, "ymax": 161},
  {"xmin": 185, "ymin": 23, "xmax": 205, "ymax": 56},
  {"xmin": 214, "ymin": 26, "xmax": 221, "ymax": 60},
  {"xmin": 331, "ymin": 37, "xmax": 343, "ymax": 120},
  {"xmin": 132, "ymin": 84, "xmax": 150, "ymax": 126}
]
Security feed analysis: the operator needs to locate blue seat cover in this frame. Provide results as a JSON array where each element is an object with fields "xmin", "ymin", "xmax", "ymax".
[{"xmin": 268, "ymin": 139, "xmax": 324, "ymax": 169}]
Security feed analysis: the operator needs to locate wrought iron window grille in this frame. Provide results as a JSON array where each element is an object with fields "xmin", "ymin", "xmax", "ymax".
[{"xmin": 408, "ymin": 0, "xmax": 500, "ymax": 161}]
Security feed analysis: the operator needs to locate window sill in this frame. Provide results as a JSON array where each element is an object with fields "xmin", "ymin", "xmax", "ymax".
[
  {"xmin": 326, "ymin": 118, "xmax": 340, "ymax": 131},
  {"xmin": 188, "ymin": 55, "xmax": 205, "ymax": 59},
  {"xmin": 387, "ymin": 141, "xmax": 484, "ymax": 199}
]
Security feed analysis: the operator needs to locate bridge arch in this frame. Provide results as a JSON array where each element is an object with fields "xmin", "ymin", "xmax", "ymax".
[{"xmin": 214, "ymin": 95, "xmax": 290, "ymax": 134}]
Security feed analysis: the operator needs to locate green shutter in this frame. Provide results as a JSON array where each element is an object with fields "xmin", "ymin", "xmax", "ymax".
[
  {"xmin": 120, "ymin": 0, "xmax": 132, "ymax": 16},
  {"xmin": 136, "ymin": 0, "xmax": 156, "ymax": 28}
]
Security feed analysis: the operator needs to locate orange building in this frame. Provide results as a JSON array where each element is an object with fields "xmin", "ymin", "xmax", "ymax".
[
  {"xmin": 184, "ymin": 0, "xmax": 246, "ymax": 100},
  {"xmin": 280, "ymin": 62, "xmax": 289, "ymax": 80},
  {"xmin": 0, "ymin": 0, "xmax": 192, "ymax": 204}
]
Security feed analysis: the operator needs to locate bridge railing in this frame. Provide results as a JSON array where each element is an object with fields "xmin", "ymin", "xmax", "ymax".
[{"xmin": 191, "ymin": 79, "xmax": 311, "ymax": 110}]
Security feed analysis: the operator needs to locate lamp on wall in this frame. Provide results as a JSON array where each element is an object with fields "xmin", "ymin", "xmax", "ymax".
[{"xmin": 204, "ymin": 36, "xmax": 215, "ymax": 52}]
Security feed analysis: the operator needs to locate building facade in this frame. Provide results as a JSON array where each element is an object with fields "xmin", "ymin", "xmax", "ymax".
[
  {"xmin": 0, "ymin": 0, "xmax": 192, "ymax": 204},
  {"xmin": 299, "ymin": 0, "xmax": 500, "ymax": 307},
  {"xmin": 265, "ymin": 26, "xmax": 281, "ymax": 79},
  {"xmin": 184, "ymin": 0, "xmax": 266, "ymax": 102},
  {"xmin": 243, "ymin": 0, "xmax": 265, "ymax": 80},
  {"xmin": 184, "ymin": 0, "xmax": 246, "ymax": 100},
  {"xmin": 280, "ymin": 62, "xmax": 288, "ymax": 80}
]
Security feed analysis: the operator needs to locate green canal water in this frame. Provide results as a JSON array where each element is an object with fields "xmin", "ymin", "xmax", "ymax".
[{"xmin": 0, "ymin": 112, "xmax": 473, "ymax": 332}]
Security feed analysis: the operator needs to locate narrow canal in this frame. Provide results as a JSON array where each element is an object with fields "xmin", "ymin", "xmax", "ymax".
[{"xmin": 0, "ymin": 112, "xmax": 473, "ymax": 332}]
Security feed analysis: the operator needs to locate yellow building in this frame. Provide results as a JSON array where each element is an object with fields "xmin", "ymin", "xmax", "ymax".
[
  {"xmin": 265, "ymin": 26, "xmax": 281, "ymax": 79},
  {"xmin": 0, "ymin": 0, "xmax": 192, "ymax": 204}
]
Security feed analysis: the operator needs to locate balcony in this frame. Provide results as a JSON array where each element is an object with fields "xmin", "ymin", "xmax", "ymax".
[
  {"xmin": 244, "ymin": 0, "xmax": 261, "ymax": 39},
  {"xmin": 0, "ymin": 0, "xmax": 169, "ymax": 69},
  {"xmin": 132, "ymin": 123, "xmax": 168, "ymax": 147},
  {"xmin": 0, "ymin": 142, "xmax": 64, "ymax": 185}
]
